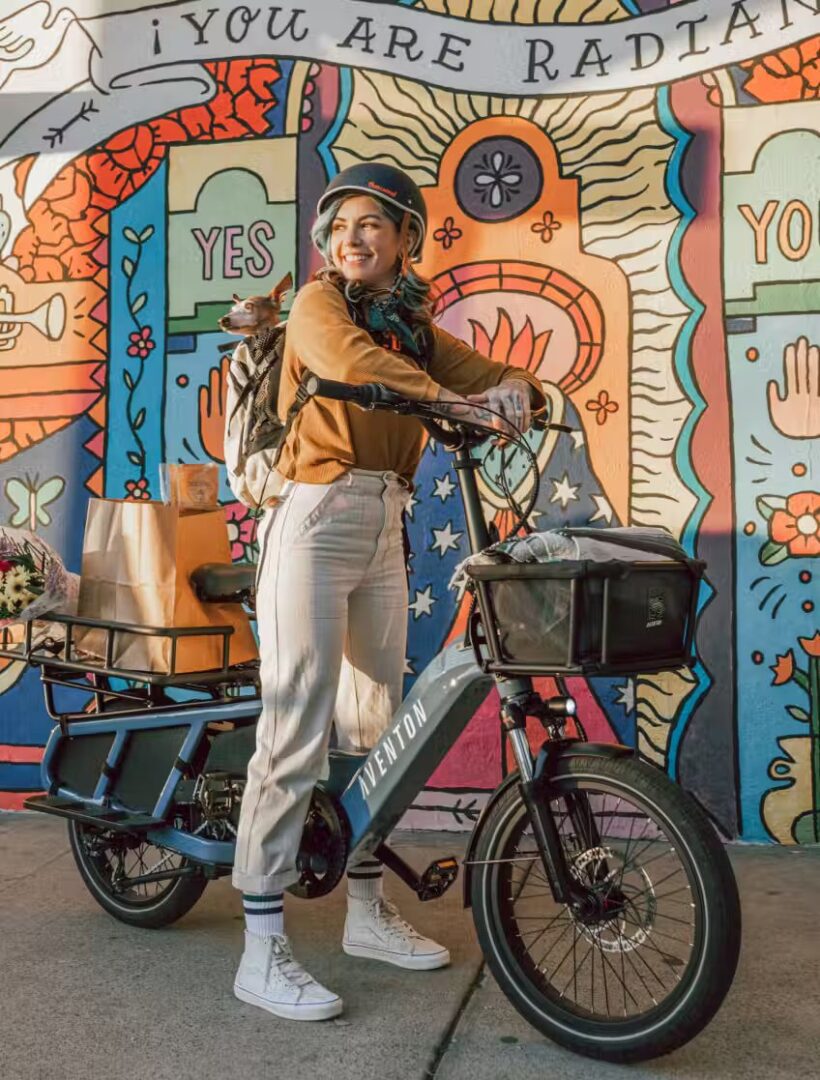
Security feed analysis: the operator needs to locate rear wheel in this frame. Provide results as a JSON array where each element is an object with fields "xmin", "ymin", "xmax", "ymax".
[
  {"xmin": 68, "ymin": 820, "xmax": 207, "ymax": 928},
  {"xmin": 470, "ymin": 754, "xmax": 741, "ymax": 1063}
]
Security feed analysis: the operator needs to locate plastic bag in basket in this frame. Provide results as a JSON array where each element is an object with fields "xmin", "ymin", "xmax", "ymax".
[{"xmin": 0, "ymin": 528, "xmax": 79, "ymax": 629}]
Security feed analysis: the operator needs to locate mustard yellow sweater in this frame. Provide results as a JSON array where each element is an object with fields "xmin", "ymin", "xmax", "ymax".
[{"xmin": 276, "ymin": 279, "xmax": 547, "ymax": 486}]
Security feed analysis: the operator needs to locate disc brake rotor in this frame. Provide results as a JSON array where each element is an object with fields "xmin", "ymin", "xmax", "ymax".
[{"xmin": 569, "ymin": 846, "xmax": 657, "ymax": 953}]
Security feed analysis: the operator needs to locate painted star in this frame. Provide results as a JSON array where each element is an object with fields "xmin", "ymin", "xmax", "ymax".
[
  {"xmin": 432, "ymin": 473, "xmax": 456, "ymax": 501},
  {"xmin": 431, "ymin": 521, "xmax": 463, "ymax": 556},
  {"xmin": 404, "ymin": 657, "xmax": 416, "ymax": 675},
  {"xmin": 550, "ymin": 473, "xmax": 580, "ymax": 509},
  {"xmin": 405, "ymin": 491, "xmax": 418, "ymax": 520},
  {"xmin": 409, "ymin": 584, "xmax": 436, "ymax": 619},
  {"xmin": 570, "ymin": 428, "xmax": 585, "ymax": 452},
  {"xmin": 614, "ymin": 679, "xmax": 635, "ymax": 714},
  {"xmin": 589, "ymin": 493, "xmax": 613, "ymax": 525}
]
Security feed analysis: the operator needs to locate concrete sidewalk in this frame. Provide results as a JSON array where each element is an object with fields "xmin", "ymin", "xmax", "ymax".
[{"xmin": 0, "ymin": 814, "xmax": 818, "ymax": 1080}]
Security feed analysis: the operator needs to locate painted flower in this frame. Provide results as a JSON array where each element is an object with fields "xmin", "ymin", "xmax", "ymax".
[
  {"xmin": 585, "ymin": 389, "xmax": 619, "ymax": 426},
  {"xmin": 0, "ymin": 560, "xmax": 14, "ymax": 572},
  {"xmin": 125, "ymin": 477, "xmax": 150, "ymax": 501},
  {"xmin": 128, "ymin": 326, "xmax": 155, "ymax": 359},
  {"xmin": 531, "ymin": 210, "xmax": 562, "ymax": 244},
  {"xmin": 473, "ymin": 150, "xmax": 522, "ymax": 209},
  {"xmin": 771, "ymin": 650, "xmax": 795, "ymax": 685},
  {"xmin": 798, "ymin": 631, "xmax": 820, "ymax": 658},
  {"xmin": 770, "ymin": 492, "xmax": 820, "ymax": 558},
  {"xmin": 433, "ymin": 216, "xmax": 463, "ymax": 251},
  {"xmin": 225, "ymin": 502, "xmax": 257, "ymax": 560},
  {"xmin": 741, "ymin": 37, "xmax": 820, "ymax": 103}
]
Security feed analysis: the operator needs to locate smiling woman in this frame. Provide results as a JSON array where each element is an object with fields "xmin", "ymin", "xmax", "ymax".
[
  {"xmin": 225, "ymin": 161, "xmax": 546, "ymax": 1022},
  {"xmin": 329, "ymin": 198, "xmax": 404, "ymax": 290}
]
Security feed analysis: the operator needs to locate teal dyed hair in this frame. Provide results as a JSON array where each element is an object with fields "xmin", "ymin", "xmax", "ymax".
[{"xmin": 310, "ymin": 194, "xmax": 436, "ymax": 341}]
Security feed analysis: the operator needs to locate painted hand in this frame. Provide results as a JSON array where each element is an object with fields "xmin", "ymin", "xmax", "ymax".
[
  {"xmin": 198, "ymin": 355, "xmax": 230, "ymax": 464},
  {"xmin": 767, "ymin": 336, "xmax": 820, "ymax": 440}
]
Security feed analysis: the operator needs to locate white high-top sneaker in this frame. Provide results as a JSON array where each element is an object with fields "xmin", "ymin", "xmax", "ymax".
[
  {"xmin": 343, "ymin": 897, "xmax": 450, "ymax": 970},
  {"xmin": 234, "ymin": 931, "xmax": 343, "ymax": 1020}
]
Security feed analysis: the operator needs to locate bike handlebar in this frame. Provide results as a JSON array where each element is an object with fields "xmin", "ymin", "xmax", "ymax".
[
  {"xmin": 304, "ymin": 375, "xmax": 403, "ymax": 410},
  {"xmin": 303, "ymin": 373, "xmax": 566, "ymax": 437}
]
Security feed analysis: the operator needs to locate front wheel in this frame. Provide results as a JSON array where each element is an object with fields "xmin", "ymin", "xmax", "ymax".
[
  {"xmin": 68, "ymin": 820, "xmax": 208, "ymax": 928},
  {"xmin": 470, "ymin": 754, "xmax": 741, "ymax": 1063}
]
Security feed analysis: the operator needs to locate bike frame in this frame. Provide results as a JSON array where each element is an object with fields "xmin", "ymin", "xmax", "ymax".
[{"xmin": 34, "ymin": 441, "xmax": 548, "ymax": 872}]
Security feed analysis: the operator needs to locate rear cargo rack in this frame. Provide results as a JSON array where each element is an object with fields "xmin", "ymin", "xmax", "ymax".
[{"xmin": 0, "ymin": 613, "xmax": 259, "ymax": 725}]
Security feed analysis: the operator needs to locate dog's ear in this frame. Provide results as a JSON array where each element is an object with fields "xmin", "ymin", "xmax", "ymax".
[
  {"xmin": 270, "ymin": 272, "xmax": 293, "ymax": 302},
  {"xmin": 232, "ymin": 293, "xmax": 242, "ymax": 304}
]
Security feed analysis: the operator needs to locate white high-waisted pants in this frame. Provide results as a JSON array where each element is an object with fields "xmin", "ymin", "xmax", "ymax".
[{"xmin": 232, "ymin": 468, "xmax": 410, "ymax": 894}]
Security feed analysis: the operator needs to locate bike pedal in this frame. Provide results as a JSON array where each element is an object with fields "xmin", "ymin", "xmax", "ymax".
[{"xmin": 416, "ymin": 856, "xmax": 459, "ymax": 901}]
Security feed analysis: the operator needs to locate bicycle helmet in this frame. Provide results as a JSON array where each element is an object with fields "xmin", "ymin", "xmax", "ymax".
[{"xmin": 316, "ymin": 164, "xmax": 427, "ymax": 260}]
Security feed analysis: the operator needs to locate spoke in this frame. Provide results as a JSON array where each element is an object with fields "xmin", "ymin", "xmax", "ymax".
[
  {"xmin": 518, "ymin": 909, "xmax": 574, "ymax": 954},
  {"xmin": 556, "ymin": 933, "xmax": 596, "ymax": 1002},
  {"xmin": 650, "ymin": 908, "xmax": 697, "ymax": 928},
  {"xmin": 618, "ymin": 814, "xmax": 652, "ymax": 881},
  {"xmin": 601, "ymin": 939, "xmax": 611, "ymax": 1017},
  {"xmin": 622, "ymin": 907, "xmax": 688, "ymax": 977},
  {"xmin": 544, "ymin": 927, "xmax": 587, "ymax": 991},
  {"xmin": 651, "ymin": 884, "xmax": 694, "ymax": 904},
  {"xmin": 144, "ymin": 849, "xmax": 176, "ymax": 876},
  {"xmin": 518, "ymin": 916, "xmax": 573, "ymax": 938},
  {"xmin": 594, "ymin": 937, "xmax": 642, "ymax": 1013},
  {"xmin": 624, "ymin": 928, "xmax": 676, "ymax": 992},
  {"xmin": 626, "ymin": 842, "xmax": 682, "ymax": 876},
  {"xmin": 619, "ymin": 939, "xmax": 660, "ymax": 1005},
  {"xmin": 620, "ymin": 909, "xmax": 691, "ymax": 946},
  {"xmin": 621, "ymin": 828, "xmax": 670, "ymax": 874},
  {"xmin": 617, "ymin": 808, "xmax": 638, "ymax": 889},
  {"xmin": 625, "ymin": 864, "xmax": 688, "ymax": 901},
  {"xmin": 590, "ymin": 927, "xmax": 596, "ymax": 1014},
  {"xmin": 534, "ymin": 919, "xmax": 575, "ymax": 970}
]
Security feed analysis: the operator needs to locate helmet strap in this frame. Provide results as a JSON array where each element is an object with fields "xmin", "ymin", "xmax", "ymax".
[{"xmin": 398, "ymin": 211, "xmax": 412, "ymax": 276}]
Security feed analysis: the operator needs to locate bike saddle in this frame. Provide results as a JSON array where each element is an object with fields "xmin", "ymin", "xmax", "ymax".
[{"xmin": 190, "ymin": 563, "xmax": 256, "ymax": 604}]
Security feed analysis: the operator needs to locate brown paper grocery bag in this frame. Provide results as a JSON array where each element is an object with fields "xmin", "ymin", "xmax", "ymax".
[{"xmin": 77, "ymin": 499, "xmax": 257, "ymax": 673}]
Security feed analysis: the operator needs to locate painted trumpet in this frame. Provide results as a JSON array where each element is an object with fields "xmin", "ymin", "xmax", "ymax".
[{"xmin": 0, "ymin": 287, "xmax": 66, "ymax": 351}]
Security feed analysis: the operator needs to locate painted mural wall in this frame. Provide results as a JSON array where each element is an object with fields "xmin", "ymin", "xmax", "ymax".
[{"xmin": 0, "ymin": 0, "xmax": 817, "ymax": 844}]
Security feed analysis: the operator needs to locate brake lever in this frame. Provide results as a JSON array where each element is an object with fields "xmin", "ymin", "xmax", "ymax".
[{"xmin": 417, "ymin": 403, "xmax": 496, "ymax": 449}]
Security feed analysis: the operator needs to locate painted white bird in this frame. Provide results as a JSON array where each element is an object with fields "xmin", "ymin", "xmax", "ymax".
[{"xmin": 0, "ymin": 2, "xmax": 76, "ymax": 91}]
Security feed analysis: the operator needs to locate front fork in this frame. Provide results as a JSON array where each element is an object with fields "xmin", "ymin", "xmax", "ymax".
[{"xmin": 501, "ymin": 685, "xmax": 604, "ymax": 910}]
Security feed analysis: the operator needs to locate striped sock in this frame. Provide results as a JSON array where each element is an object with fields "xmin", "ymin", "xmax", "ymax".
[
  {"xmin": 242, "ymin": 892, "xmax": 284, "ymax": 938},
  {"xmin": 347, "ymin": 856, "xmax": 384, "ymax": 901}
]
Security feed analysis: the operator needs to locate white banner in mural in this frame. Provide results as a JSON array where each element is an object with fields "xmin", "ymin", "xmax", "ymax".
[{"xmin": 0, "ymin": 0, "xmax": 818, "ymax": 248}]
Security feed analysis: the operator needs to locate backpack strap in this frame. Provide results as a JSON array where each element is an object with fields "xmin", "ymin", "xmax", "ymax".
[{"xmin": 270, "ymin": 369, "xmax": 314, "ymax": 468}]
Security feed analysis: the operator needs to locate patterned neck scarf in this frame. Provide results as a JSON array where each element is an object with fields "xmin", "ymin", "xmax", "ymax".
[{"xmin": 362, "ymin": 291, "xmax": 421, "ymax": 358}]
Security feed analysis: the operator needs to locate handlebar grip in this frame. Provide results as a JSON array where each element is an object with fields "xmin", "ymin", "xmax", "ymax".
[{"xmin": 304, "ymin": 375, "xmax": 395, "ymax": 409}]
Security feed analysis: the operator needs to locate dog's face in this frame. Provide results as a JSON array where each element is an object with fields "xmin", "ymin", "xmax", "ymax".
[{"xmin": 218, "ymin": 272, "xmax": 293, "ymax": 335}]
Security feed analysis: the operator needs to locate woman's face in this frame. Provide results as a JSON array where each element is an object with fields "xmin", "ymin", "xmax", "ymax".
[{"xmin": 329, "ymin": 195, "xmax": 402, "ymax": 289}]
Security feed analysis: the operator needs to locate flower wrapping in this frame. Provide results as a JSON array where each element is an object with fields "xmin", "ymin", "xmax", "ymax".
[{"xmin": 0, "ymin": 528, "xmax": 78, "ymax": 628}]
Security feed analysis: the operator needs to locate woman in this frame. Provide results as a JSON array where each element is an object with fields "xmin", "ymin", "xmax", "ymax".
[{"xmin": 231, "ymin": 163, "xmax": 546, "ymax": 1021}]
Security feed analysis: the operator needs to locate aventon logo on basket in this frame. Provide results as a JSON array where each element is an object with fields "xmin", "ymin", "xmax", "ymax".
[
  {"xmin": 646, "ymin": 590, "xmax": 666, "ymax": 629},
  {"xmin": 357, "ymin": 702, "xmax": 428, "ymax": 798}
]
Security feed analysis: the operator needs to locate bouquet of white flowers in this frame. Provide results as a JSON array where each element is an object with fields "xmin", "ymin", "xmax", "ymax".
[{"xmin": 0, "ymin": 528, "xmax": 78, "ymax": 629}]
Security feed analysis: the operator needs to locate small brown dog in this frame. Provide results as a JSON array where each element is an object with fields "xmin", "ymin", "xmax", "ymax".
[{"xmin": 218, "ymin": 272, "xmax": 293, "ymax": 336}]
